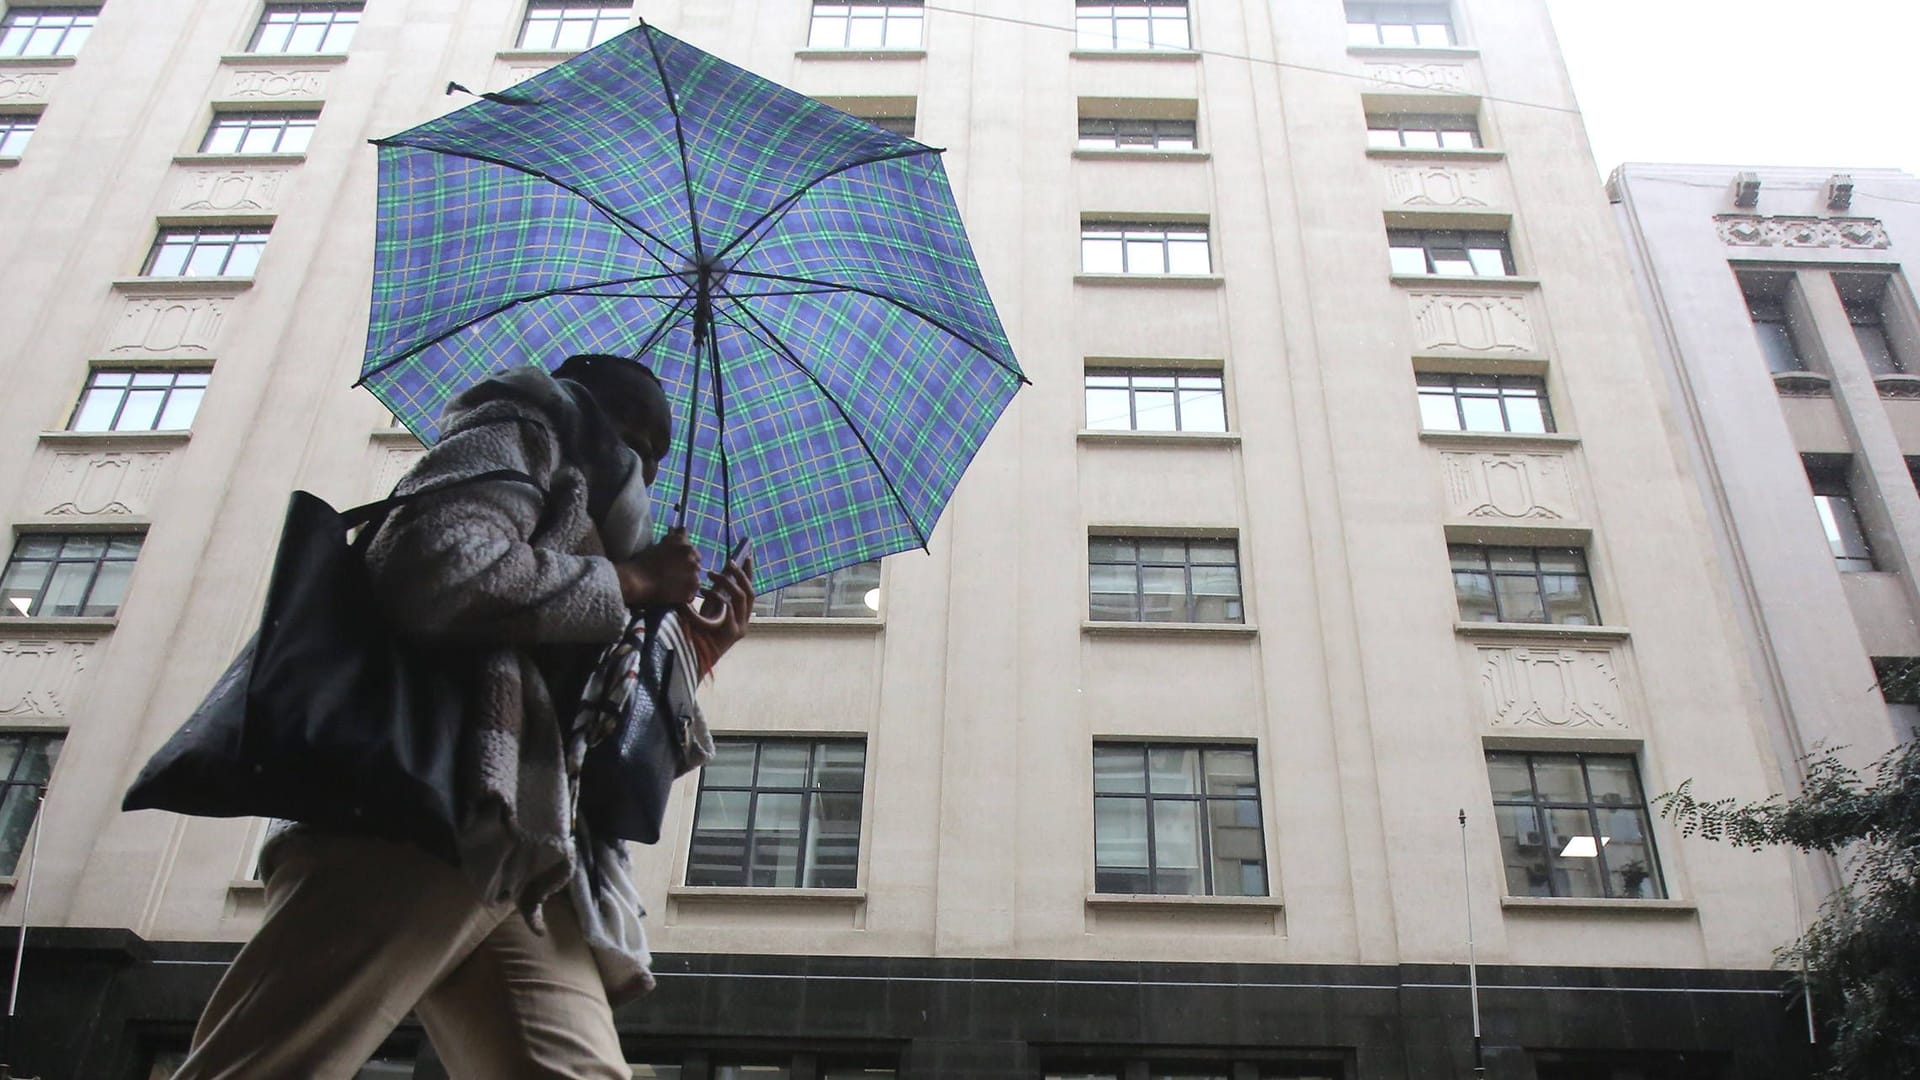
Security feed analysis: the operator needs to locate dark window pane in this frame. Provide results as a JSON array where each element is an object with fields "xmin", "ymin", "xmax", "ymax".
[
  {"xmin": 1093, "ymin": 744, "xmax": 1147, "ymax": 793},
  {"xmin": 1094, "ymin": 795, "xmax": 1150, "ymax": 891},
  {"xmin": 748, "ymin": 793, "xmax": 804, "ymax": 887},
  {"xmin": 1151, "ymin": 800, "xmax": 1203, "ymax": 894}
]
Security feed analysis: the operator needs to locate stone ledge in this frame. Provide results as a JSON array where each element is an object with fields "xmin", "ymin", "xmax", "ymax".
[
  {"xmin": 794, "ymin": 48, "xmax": 926, "ymax": 61},
  {"xmin": 1075, "ymin": 273, "xmax": 1223, "ymax": 288},
  {"xmin": 1072, "ymin": 148, "xmax": 1211, "ymax": 163},
  {"xmin": 1069, "ymin": 48, "xmax": 1200, "ymax": 62},
  {"xmin": 1501, "ymin": 896, "xmax": 1696, "ymax": 914},
  {"xmin": 37, "ymin": 430, "xmax": 192, "ymax": 448},
  {"xmin": 1083, "ymin": 620, "xmax": 1257, "ymax": 638},
  {"xmin": 1366, "ymin": 147, "xmax": 1505, "ymax": 161},
  {"xmin": 0, "ymin": 617, "xmax": 119, "ymax": 637},
  {"xmin": 1078, "ymin": 429, "xmax": 1239, "ymax": 447},
  {"xmin": 667, "ymin": 886, "xmax": 865, "ymax": 904},
  {"xmin": 1390, "ymin": 274, "xmax": 1540, "ymax": 291},
  {"xmin": 1418, "ymin": 430, "xmax": 1578, "ymax": 451},
  {"xmin": 1454, "ymin": 622, "xmax": 1630, "ymax": 642},
  {"xmin": 218, "ymin": 52, "xmax": 350, "ymax": 66},
  {"xmin": 748, "ymin": 616, "xmax": 884, "ymax": 634},
  {"xmin": 1085, "ymin": 892, "xmax": 1282, "ymax": 909}
]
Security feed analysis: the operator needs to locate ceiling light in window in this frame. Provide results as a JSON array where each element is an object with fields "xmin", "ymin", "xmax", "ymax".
[
  {"xmin": 6, "ymin": 597, "xmax": 29, "ymax": 616},
  {"xmin": 1559, "ymin": 835, "xmax": 1608, "ymax": 859},
  {"xmin": 863, "ymin": 588, "xmax": 881, "ymax": 612}
]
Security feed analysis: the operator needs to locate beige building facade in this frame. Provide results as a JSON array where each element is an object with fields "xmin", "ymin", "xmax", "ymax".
[{"xmin": 0, "ymin": 2, "xmax": 1821, "ymax": 1078}]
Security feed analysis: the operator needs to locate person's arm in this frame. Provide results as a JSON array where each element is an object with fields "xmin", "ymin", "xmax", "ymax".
[{"xmin": 366, "ymin": 410, "xmax": 629, "ymax": 644}]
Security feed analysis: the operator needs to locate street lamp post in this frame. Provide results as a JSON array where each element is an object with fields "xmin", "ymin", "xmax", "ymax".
[{"xmin": 1459, "ymin": 809, "xmax": 1486, "ymax": 1079}]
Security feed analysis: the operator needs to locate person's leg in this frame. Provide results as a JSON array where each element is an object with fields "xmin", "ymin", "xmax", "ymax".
[
  {"xmin": 415, "ymin": 894, "xmax": 628, "ymax": 1080},
  {"xmin": 172, "ymin": 830, "xmax": 506, "ymax": 1080}
]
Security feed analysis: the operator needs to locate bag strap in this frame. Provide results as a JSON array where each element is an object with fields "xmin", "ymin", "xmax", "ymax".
[{"xmin": 339, "ymin": 468, "xmax": 544, "ymax": 531}]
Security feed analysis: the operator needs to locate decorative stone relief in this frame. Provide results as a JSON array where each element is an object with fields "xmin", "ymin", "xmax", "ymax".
[
  {"xmin": 1478, "ymin": 645, "xmax": 1626, "ymax": 730},
  {"xmin": 106, "ymin": 296, "xmax": 228, "ymax": 357},
  {"xmin": 1409, "ymin": 293, "xmax": 1537, "ymax": 354},
  {"xmin": 370, "ymin": 445, "xmax": 425, "ymax": 497},
  {"xmin": 1715, "ymin": 215, "xmax": 1891, "ymax": 250},
  {"xmin": 170, "ymin": 168, "xmax": 290, "ymax": 213},
  {"xmin": 1440, "ymin": 452, "xmax": 1577, "ymax": 522},
  {"xmin": 1385, "ymin": 165, "xmax": 1493, "ymax": 208},
  {"xmin": 0, "ymin": 639, "xmax": 93, "ymax": 720},
  {"xmin": 33, "ymin": 451, "xmax": 172, "ymax": 517},
  {"xmin": 222, "ymin": 67, "xmax": 329, "ymax": 100},
  {"xmin": 1363, "ymin": 62, "xmax": 1469, "ymax": 93},
  {"xmin": 0, "ymin": 70, "xmax": 56, "ymax": 105}
]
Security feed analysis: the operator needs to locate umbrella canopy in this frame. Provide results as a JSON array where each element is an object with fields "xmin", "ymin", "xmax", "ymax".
[{"xmin": 360, "ymin": 23, "xmax": 1024, "ymax": 593}]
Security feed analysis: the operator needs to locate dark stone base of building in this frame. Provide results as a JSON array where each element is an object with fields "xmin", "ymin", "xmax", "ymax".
[{"xmin": 5, "ymin": 929, "xmax": 1815, "ymax": 1079}]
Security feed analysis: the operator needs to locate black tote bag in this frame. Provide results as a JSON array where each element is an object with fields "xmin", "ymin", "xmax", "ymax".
[
  {"xmin": 123, "ymin": 469, "xmax": 540, "ymax": 864},
  {"xmin": 577, "ymin": 609, "xmax": 689, "ymax": 845}
]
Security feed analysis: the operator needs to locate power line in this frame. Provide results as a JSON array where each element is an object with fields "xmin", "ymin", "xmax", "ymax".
[{"xmin": 918, "ymin": 3, "xmax": 1586, "ymax": 117}]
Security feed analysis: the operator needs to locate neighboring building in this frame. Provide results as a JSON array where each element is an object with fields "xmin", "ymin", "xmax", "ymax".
[{"xmin": 0, "ymin": 3, "xmax": 1817, "ymax": 1079}]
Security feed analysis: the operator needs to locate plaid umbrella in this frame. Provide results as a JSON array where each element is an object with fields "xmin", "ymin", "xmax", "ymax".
[{"xmin": 359, "ymin": 23, "xmax": 1024, "ymax": 593}]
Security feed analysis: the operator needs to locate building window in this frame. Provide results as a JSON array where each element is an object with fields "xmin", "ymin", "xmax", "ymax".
[
  {"xmin": 807, "ymin": 1, "xmax": 924, "ymax": 50},
  {"xmin": 1388, "ymin": 228, "xmax": 1513, "ymax": 277},
  {"xmin": 0, "ymin": 7, "xmax": 97, "ymax": 58},
  {"xmin": 1486, "ymin": 750, "xmax": 1665, "ymax": 900},
  {"xmin": 0, "ymin": 112, "xmax": 35, "ymax": 157},
  {"xmin": 1081, "ymin": 223, "xmax": 1211, "ymax": 275},
  {"xmin": 248, "ymin": 3, "xmax": 361, "ymax": 54},
  {"xmin": 1085, "ymin": 370, "xmax": 1225, "ymax": 432},
  {"xmin": 1365, "ymin": 112, "xmax": 1480, "ymax": 150},
  {"xmin": 142, "ymin": 227, "xmax": 269, "ymax": 278},
  {"xmin": 1807, "ymin": 461, "xmax": 1874, "ymax": 572},
  {"xmin": 1093, "ymin": 743, "xmax": 1266, "ymax": 896},
  {"xmin": 752, "ymin": 559, "xmax": 881, "ymax": 618},
  {"xmin": 1843, "ymin": 288, "xmax": 1909, "ymax": 377},
  {"xmin": 1075, "ymin": 0, "xmax": 1190, "ymax": 51},
  {"xmin": 686, "ymin": 738, "xmax": 866, "ymax": 889},
  {"xmin": 865, "ymin": 114, "xmax": 915, "ymax": 138},
  {"xmin": 1345, "ymin": 1, "xmax": 1455, "ymax": 47},
  {"xmin": 1077, "ymin": 117, "xmax": 1197, "ymax": 151},
  {"xmin": 0, "ymin": 734, "xmax": 62, "ymax": 876},
  {"xmin": 1089, "ymin": 536, "xmax": 1243, "ymax": 623},
  {"xmin": 200, "ymin": 111, "xmax": 318, "ymax": 155},
  {"xmin": 2, "ymin": 533, "xmax": 142, "ymax": 619},
  {"xmin": 1416, "ymin": 373, "xmax": 1551, "ymax": 434},
  {"xmin": 1747, "ymin": 298, "xmax": 1809, "ymax": 374},
  {"xmin": 69, "ymin": 369, "xmax": 209, "ymax": 432},
  {"xmin": 1450, "ymin": 545, "xmax": 1598, "ymax": 625},
  {"xmin": 518, "ymin": 1, "xmax": 630, "ymax": 50}
]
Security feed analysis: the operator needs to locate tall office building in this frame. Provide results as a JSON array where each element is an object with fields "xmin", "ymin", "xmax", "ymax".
[{"xmin": 0, "ymin": 2, "xmax": 1819, "ymax": 1077}]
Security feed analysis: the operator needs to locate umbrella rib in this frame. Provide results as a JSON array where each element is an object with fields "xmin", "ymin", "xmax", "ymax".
[
  {"xmin": 714, "ymin": 145, "xmax": 941, "ymax": 266},
  {"xmin": 725, "ymin": 269, "xmax": 1026, "ymax": 383},
  {"xmin": 717, "ymin": 296, "xmax": 931, "ymax": 552},
  {"xmin": 373, "ymin": 140, "xmax": 690, "ymax": 268},
  {"xmin": 640, "ymin": 21, "xmax": 706, "ymax": 265},
  {"xmin": 355, "ymin": 272, "xmax": 691, "ymax": 387}
]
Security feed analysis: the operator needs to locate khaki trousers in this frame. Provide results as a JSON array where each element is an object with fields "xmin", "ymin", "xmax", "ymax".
[{"xmin": 173, "ymin": 830, "xmax": 629, "ymax": 1080}]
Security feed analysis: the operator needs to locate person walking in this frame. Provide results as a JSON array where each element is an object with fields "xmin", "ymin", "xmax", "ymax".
[{"xmin": 171, "ymin": 353, "xmax": 753, "ymax": 1079}]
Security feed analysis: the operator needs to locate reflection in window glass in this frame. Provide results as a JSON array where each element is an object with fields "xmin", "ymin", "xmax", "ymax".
[
  {"xmin": 1486, "ymin": 750, "xmax": 1664, "ymax": 900},
  {"xmin": 753, "ymin": 559, "xmax": 882, "ymax": 617},
  {"xmin": 2, "ymin": 533, "xmax": 143, "ymax": 618},
  {"xmin": 201, "ymin": 111, "xmax": 320, "ymax": 155},
  {"xmin": 1449, "ymin": 545, "xmax": 1598, "ymax": 625},
  {"xmin": 0, "ymin": 7, "xmax": 97, "ymax": 58},
  {"xmin": 248, "ymin": 3, "xmax": 362, "ymax": 54},
  {"xmin": 1387, "ymin": 228, "xmax": 1513, "ymax": 276},
  {"xmin": 1081, "ymin": 223, "xmax": 1211, "ymax": 275},
  {"xmin": 1808, "ymin": 464, "xmax": 1875, "ymax": 572},
  {"xmin": 687, "ymin": 738, "xmax": 866, "ymax": 889},
  {"xmin": 1075, "ymin": 0, "xmax": 1190, "ymax": 50},
  {"xmin": 1366, "ymin": 112, "xmax": 1480, "ymax": 149},
  {"xmin": 1346, "ymin": 1, "xmax": 1455, "ymax": 46},
  {"xmin": 807, "ymin": 1, "xmax": 924, "ymax": 49},
  {"xmin": 519, "ymin": 1, "xmax": 631, "ymax": 50},
  {"xmin": 1093, "ymin": 743, "xmax": 1265, "ymax": 896},
  {"xmin": 1078, "ymin": 117, "xmax": 1197, "ymax": 150},
  {"xmin": 142, "ymin": 228, "xmax": 270, "ymax": 278},
  {"xmin": 0, "ymin": 114, "xmax": 38, "ymax": 157},
  {"xmin": 1088, "ymin": 536, "xmax": 1242, "ymax": 623},
  {"xmin": 1085, "ymin": 370, "xmax": 1226, "ymax": 432},
  {"xmin": 69, "ymin": 370, "xmax": 209, "ymax": 432},
  {"xmin": 1416, "ymin": 373, "xmax": 1551, "ymax": 433}
]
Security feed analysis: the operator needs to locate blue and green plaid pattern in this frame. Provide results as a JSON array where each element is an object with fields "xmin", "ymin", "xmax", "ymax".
[{"xmin": 362, "ymin": 23, "xmax": 1024, "ymax": 592}]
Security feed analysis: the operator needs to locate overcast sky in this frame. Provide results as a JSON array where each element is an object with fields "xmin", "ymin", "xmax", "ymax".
[{"xmin": 1544, "ymin": 0, "xmax": 1917, "ymax": 177}]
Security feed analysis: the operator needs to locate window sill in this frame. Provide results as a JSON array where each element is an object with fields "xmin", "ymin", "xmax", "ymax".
[
  {"xmin": 1874, "ymin": 373, "xmax": 1920, "ymax": 397},
  {"xmin": 227, "ymin": 879, "xmax": 265, "ymax": 894},
  {"xmin": 1075, "ymin": 273, "xmax": 1223, "ymax": 289},
  {"xmin": 1390, "ymin": 274, "xmax": 1539, "ymax": 290},
  {"xmin": 1069, "ymin": 48, "xmax": 1201, "ymax": 62},
  {"xmin": 495, "ymin": 48, "xmax": 584, "ymax": 63},
  {"xmin": 370, "ymin": 428, "xmax": 423, "ymax": 444},
  {"xmin": 1072, "ymin": 148, "xmax": 1211, "ymax": 163},
  {"xmin": 794, "ymin": 48, "xmax": 926, "ymax": 61},
  {"xmin": 0, "ymin": 616, "xmax": 119, "ymax": 637},
  {"xmin": 749, "ymin": 616, "xmax": 885, "ymax": 634},
  {"xmin": 1365, "ymin": 147, "xmax": 1504, "ymax": 162},
  {"xmin": 0, "ymin": 55, "xmax": 77, "ymax": 69},
  {"xmin": 173, "ymin": 152, "xmax": 308, "ymax": 167},
  {"xmin": 1501, "ymin": 896, "xmax": 1696, "ymax": 914},
  {"xmin": 1454, "ymin": 621, "xmax": 1630, "ymax": 641},
  {"xmin": 0, "ymin": 157, "xmax": 17, "ymax": 169},
  {"xmin": 111, "ymin": 277, "xmax": 256, "ymax": 296},
  {"xmin": 1086, "ymin": 892, "xmax": 1281, "ymax": 910},
  {"xmin": 1772, "ymin": 371, "xmax": 1830, "ymax": 396},
  {"xmin": 1346, "ymin": 44, "xmax": 1481, "ymax": 60},
  {"xmin": 1083, "ymin": 620, "xmax": 1257, "ymax": 638},
  {"xmin": 219, "ymin": 52, "xmax": 351, "ymax": 66},
  {"xmin": 1418, "ymin": 430, "xmax": 1578, "ymax": 451},
  {"xmin": 1078, "ymin": 429, "xmax": 1239, "ymax": 446},
  {"xmin": 668, "ymin": 886, "xmax": 866, "ymax": 904},
  {"xmin": 38, "ymin": 429, "xmax": 193, "ymax": 448}
]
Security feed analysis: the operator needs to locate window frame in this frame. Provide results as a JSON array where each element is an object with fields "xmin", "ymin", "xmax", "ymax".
[
  {"xmin": 1074, "ymin": 0, "xmax": 1192, "ymax": 51},
  {"xmin": 67, "ymin": 368, "xmax": 210, "ymax": 433},
  {"xmin": 1080, "ymin": 222, "xmax": 1213, "ymax": 276},
  {"xmin": 1076, "ymin": 117, "xmax": 1198, "ymax": 151},
  {"xmin": 805, "ymin": 1, "xmax": 925, "ymax": 50},
  {"xmin": 1, "ymin": 532, "xmax": 143, "ymax": 619},
  {"xmin": 199, "ymin": 110, "xmax": 320, "ymax": 156},
  {"xmin": 1387, "ymin": 228, "xmax": 1515, "ymax": 277},
  {"xmin": 0, "ymin": 732, "xmax": 63, "ymax": 878},
  {"xmin": 1365, "ymin": 111, "xmax": 1481, "ymax": 150},
  {"xmin": 1084, "ymin": 368, "xmax": 1227, "ymax": 433},
  {"xmin": 1807, "ymin": 462, "xmax": 1876, "ymax": 573},
  {"xmin": 246, "ymin": 2, "xmax": 362, "ymax": 55},
  {"xmin": 1486, "ymin": 749, "xmax": 1667, "ymax": 901},
  {"xmin": 1449, "ymin": 544, "xmax": 1600, "ymax": 626},
  {"xmin": 751, "ymin": 559, "xmax": 882, "ymax": 619},
  {"xmin": 685, "ymin": 737, "xmax": 868, "ymax": 889},
  {"xmin": 516, "ymin": 0, "xmax": 632, "ymax": 51},
  {"xmin": 0, "ymin": 6, "xmax": 97, "ymax": 59},
  {"xmin": 1415, "ymin": 372, "xmax": 1553, "ymax": 434},
  {"xmin": 1087, "ymin": 535, "xmax": 1244, "ymax": 624},
  {"xmin": 141, "ymin": 226, "xmax": 271, "ymax": 278},
  {"xmin": 0, "ymin": 112, "xmax": 39, "ymax": 157},
  {"xmin": 1092, "ymin": 741, "xmax": 1269, "ymax": 897},
  {"xmin": 1345, "ymin": 0, "xmax": 1457, "ymax": 47}
]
